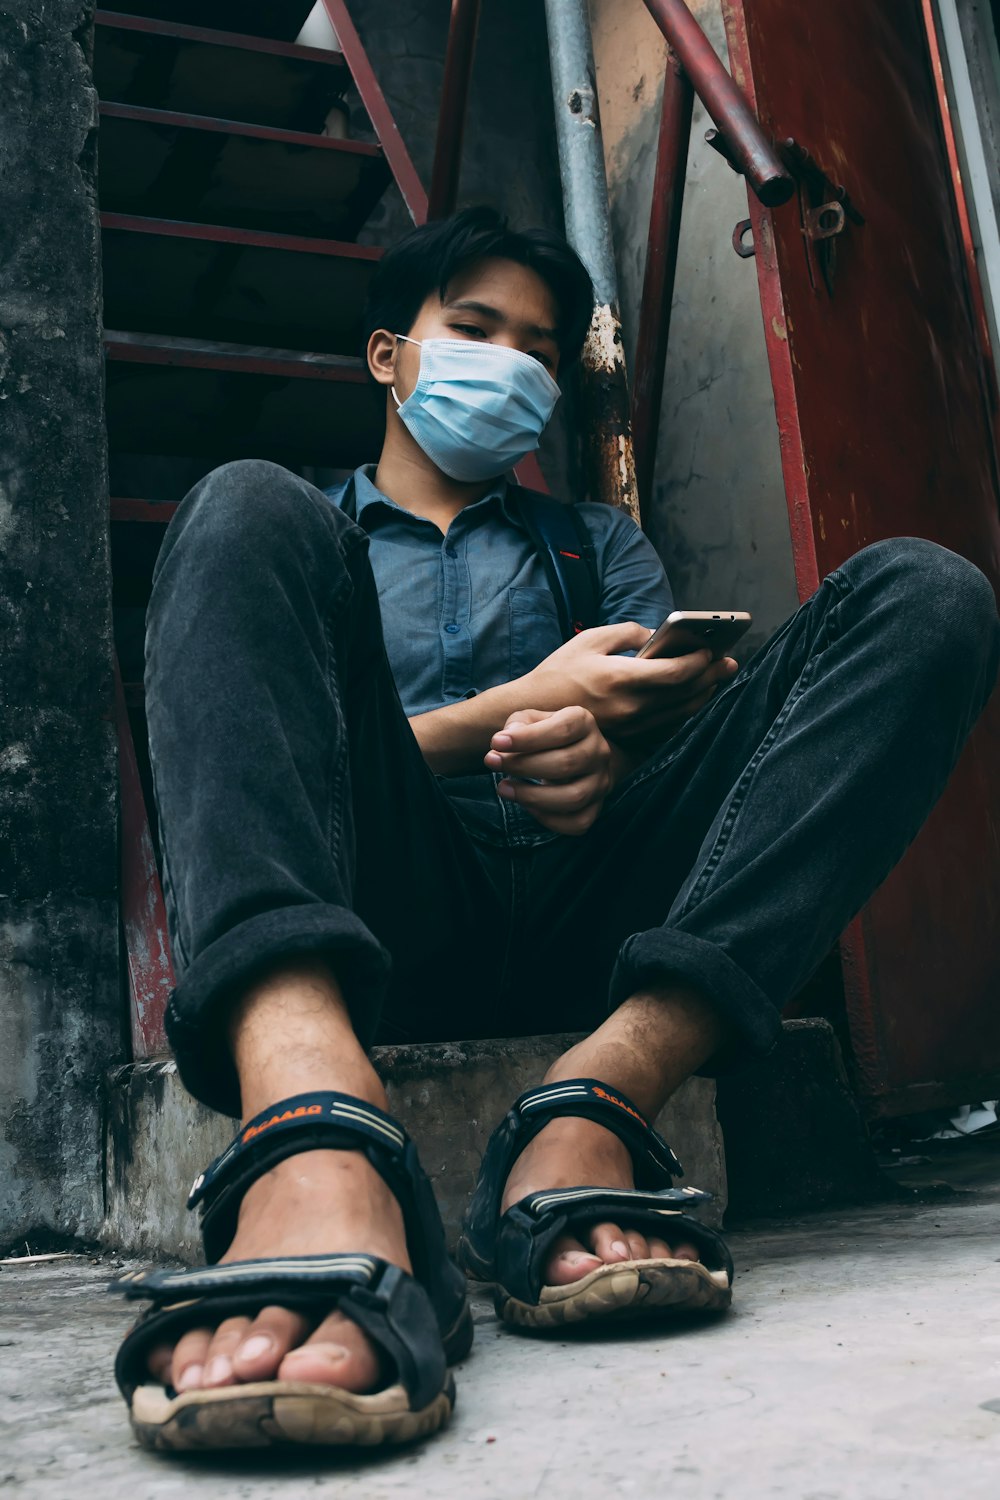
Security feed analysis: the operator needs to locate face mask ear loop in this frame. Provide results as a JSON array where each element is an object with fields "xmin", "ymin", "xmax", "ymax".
[{"xmin": 391, "ymin": 333, "xmax": 420, "ymax": 409}]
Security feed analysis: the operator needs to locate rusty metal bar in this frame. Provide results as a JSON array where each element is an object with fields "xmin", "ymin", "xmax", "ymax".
[
  {"xmin": 642, "ymin": 0, "xmax": 793, "ymax": 207},
  {"xmin": 320, "ymin": 0, "xmax": 429, "ymax": 223},
  {"xmin": 427, "ymin": 0, "xmax": 482, "ymax": 221},
  {"xmin": 544, "ymin": 0, "xmax": 639, "ymax": 519},
  {"xmin": 114, "ymin": 654, "xmax": 174, "ymax": 1058},
  {"xmin": 631, "ymin": 55, "xmax": 694, "ymax": 525}
]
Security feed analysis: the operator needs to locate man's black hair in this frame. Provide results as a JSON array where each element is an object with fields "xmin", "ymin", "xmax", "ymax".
[{"xmin": 361, "ymin": 205, "xmax": 594, "ymax": 372}]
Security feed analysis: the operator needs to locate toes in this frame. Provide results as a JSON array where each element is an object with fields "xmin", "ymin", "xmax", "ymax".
[
  {"xmin": 646, "ymin": 1236, "xmax": 675, "ymax": 1261},
  {"xmin": 277, "ymin": 1310, "xmax": 380, "ymax": 1393},
  {"xmin": 587, "ymin": 1222, "xmax": 638, "ymax": 1264},
  {"xmin": 145, "ymin": 1343, "xmax": 173, "ymax": 1383},
  {"xmin": 200, "ymin": 1316, "xmax": 255, "ymax": 1388},
  {"xmin": 169, "ymin": 1327, "xmax": 214, "ymax": 1392},
  {"xmin": 643, "ymin": 1235, "xmax": 700, "ymax": 1262},
  {"xmin": 623, "ymin": 1230, "xmax": 650, "ymax": 1262},
  {"xmin": 671, "ymin": 1239, "xmax": 701, "ymax": 1262},
  {"xmin": 544, "ymin": 1233, "xmax": 603, "ymax": 1287},
  {"xmin": 230, "ymin": 1305, "xmax": 311, "ymax": 1382}
]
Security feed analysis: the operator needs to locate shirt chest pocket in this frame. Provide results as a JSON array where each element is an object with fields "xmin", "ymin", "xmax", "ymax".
[{"xmin": 508, "ymin": 586, "xmax": 565, "ymax": 678}]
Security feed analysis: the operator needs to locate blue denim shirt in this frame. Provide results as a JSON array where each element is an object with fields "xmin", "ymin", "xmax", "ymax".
[{"xmin": 328, "ymin": 466, "xmax": 674, "ymax": 718}]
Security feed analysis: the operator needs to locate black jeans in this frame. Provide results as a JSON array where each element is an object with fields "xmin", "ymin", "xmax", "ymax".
[{"xmin": 145, "ymin": 460, "xmax": 1000, "ymax": 1116}]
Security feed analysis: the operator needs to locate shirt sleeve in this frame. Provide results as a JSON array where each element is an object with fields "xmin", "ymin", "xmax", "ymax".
[{"xmin": 577, "ymin": 504, "xmax": 675, "ymax": 629}]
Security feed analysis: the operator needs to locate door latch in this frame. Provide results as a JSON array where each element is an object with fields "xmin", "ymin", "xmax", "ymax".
[{"xmin": 781, "ymin": 138, "xmax": 864, "ymax": 296}]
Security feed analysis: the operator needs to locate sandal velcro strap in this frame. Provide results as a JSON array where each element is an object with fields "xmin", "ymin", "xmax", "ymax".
[
  {"xmin": 116, "ymin": 1252, "xmax": 382, "ymax": 1304},
  {"xmin": 187, "ymin": 1091, "xmax": 408, "ymax": 1230},
  {"xmin": 520, "ymin": 1185, "xmax": 711, "ymax": 1217},
  {"xmin": 514, "ymin": 1080, "xmax": 684, "ymax": 1182},
  {"xmin": 495, "ymin": 1189, "xmax": 734, "ymax": 1305},
  {"xmin": 113, "ymin": 1255, "xmax": 448, "ymax": 1411}
]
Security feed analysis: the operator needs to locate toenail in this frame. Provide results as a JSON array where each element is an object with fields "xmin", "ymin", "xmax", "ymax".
[
  {"xmin": 204, "ymin": 1356, "xmax": 232, "ymax": 1385},
  {"xmin": 610, "ymin": 1239, "xmax": 629, "ymax": 1259},
  {"xmin": 288, "ymin": 1343, "xmax": 349, "ymax": 1365},
  {"xmin": 238, "ymin": 1335, "xmax": 274, "ymax": 1362},
  {"xmin": 562, "ymin": 1251, "xmax": 601, "ymax": 1266},
  {"xmin": 175, "ymin": 1363, "xmax": 203, "ymax": 1392}
]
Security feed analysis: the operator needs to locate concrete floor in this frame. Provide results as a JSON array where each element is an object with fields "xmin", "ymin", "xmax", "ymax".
[{"xmin": 3, "ymin": 1189, "xmax": 1000, "ymax": 1499}]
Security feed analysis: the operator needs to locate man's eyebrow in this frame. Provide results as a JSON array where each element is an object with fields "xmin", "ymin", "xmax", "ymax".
[{"xmin": 447, "ymin": 298, "xmax": 559, "ymax": 343}]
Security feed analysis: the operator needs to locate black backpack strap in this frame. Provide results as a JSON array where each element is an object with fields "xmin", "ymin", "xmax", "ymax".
[{"xmin": 511, "ymin": 489, "xmax": 601, "ymax": 640}]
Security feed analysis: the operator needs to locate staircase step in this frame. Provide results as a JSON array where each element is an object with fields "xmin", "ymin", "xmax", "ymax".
[
  {"xmin": 104, "ymin": 332, "xmax": 381, "ymax": 470},
  {"xmin": 102, "ymin": 1036, "xmax": 727, "ymax": 1261},
  {"xmin": 94, "ymin": 12, "xmax": 348, "ymax": 133},
  {"xmin": 98, "ymin": 0, "xmax": 318, "ymax": 43},
  {"xmin": 98, "ymin": 102, "xmax": 390, "ymax": 238},
  {"xmin": 101, "ymin": 215, "xmax": 379, "ymax": 353}
]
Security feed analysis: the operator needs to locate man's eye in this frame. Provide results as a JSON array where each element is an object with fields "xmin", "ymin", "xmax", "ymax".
[{"xmin": 454, "ymin": 324, "xmax": 485, "ymax": 337}]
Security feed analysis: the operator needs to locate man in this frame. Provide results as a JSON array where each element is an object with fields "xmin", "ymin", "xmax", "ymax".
[{"xmin": 115, "ymin": 207, "xmax": 1000, "ymax": 1452}]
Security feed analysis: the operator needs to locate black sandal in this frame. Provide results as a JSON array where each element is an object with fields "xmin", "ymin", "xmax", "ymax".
[
  {"xmin": 458, "ymin": 1078, "xmax": 733, "ymax": 1330},
  {"xmin": 113, "ymin": 1091, "xmax": 473, "ymax": 1452}
]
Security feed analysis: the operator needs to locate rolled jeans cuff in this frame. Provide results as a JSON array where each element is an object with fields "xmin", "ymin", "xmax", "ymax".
[
  {"xmin": 164, "ymin": 903, "xmax": 391, "ymax": 1115},
  {"xmin": 608, "ymin": 928, "xmax": 782, "ymax": 1073}
]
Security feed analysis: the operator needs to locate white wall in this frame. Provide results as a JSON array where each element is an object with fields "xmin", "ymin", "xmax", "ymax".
[{"xmin": 590, "ymin": 0, "xmax": 800, "ymax": 655}]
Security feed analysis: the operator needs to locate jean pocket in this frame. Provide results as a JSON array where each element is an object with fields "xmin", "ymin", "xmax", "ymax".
[{"xmin": 508, "ymin": 586, "xmax": 564, "ymax": 678}]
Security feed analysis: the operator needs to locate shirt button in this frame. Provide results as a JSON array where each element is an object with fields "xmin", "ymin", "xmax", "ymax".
[
  {"xmin": 444, "ymin": 622, "xmax": 460, "ymax": 634},
  {"xmin": 445, "ymin": 544, "xmax": 458, "ymax": 558}
]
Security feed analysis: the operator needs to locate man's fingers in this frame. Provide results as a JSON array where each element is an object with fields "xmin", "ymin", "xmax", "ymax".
[
  {"xmin": 498, "ymin": 771, "xmax": 606, "ymax": 815},
  {"xmin": 631, "ymin": 646, "xmax": 714, "ymax": 686},
  {"xmin": 489, "ymin": 741, "xmax": 604, "ymax": 784},
  {"xmin": 501, "ymin": 708, "xmax": 553, "ymax": 730},
  {"xmin": 570, "ymin": 621, "xmax": 654, "ymax": 655},
  {"xmin": 660, "ymin": 656, "xmax": 734, "ymax": 705},
  {"xmin": 489, "ymin": 705, "xmax": 594, "ymax": 756}
]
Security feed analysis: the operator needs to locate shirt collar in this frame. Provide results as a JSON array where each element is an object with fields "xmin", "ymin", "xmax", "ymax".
[{"xmin": 350, "ymin": 464, "xmax": 511, "ymax": 530}]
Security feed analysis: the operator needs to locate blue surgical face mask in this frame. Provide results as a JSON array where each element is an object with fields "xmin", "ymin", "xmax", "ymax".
[{"xmin": 391, "ymin": 335, "xmax": 561, "ymax": 482}]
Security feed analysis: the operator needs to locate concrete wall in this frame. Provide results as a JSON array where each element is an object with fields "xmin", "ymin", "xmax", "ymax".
[
  {"xmin": 0, "ymin": 4, "xmax": 121, "ymax": 1245},
  {"xmin": 103, "ymin": 1038, "xmax": 725, "ymax": 1261},
  {"xmin": 590, "ymin": 0, "xmax": 799, "ymax": 654}
]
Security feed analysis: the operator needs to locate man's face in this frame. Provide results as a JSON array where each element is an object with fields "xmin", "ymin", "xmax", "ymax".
[{"xmin": 387, "ymin": 256, "xmax": 562, "ymax": 403}]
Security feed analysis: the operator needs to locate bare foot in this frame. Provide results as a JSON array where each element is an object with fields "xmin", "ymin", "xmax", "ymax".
[
  {"xmin": 145, "ymin": 1144, "xmax": 411, "ymax": 1396},
  {"xmin": 500, "ymin": 1114, "xmax": 700, "ymax": 1288}
]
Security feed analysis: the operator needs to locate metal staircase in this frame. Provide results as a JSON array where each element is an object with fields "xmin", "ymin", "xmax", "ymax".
[{"xmin": 96, "ymin": 2, "xmax": 430, "ymax": 1054}]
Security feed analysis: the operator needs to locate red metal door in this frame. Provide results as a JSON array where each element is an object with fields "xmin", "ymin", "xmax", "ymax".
[{"xmin": 724, "ymin": 0, "xmax": 1000, "ymax": 1114}]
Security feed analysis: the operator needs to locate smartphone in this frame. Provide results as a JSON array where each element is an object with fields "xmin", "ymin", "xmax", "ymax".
[{"xmin": 636, "ymin": 610, "xmax": 752, "ymax": 660}]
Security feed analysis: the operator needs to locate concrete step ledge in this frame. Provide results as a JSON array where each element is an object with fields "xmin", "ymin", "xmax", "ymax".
[{"xmin": 102, "ymin": 1033, "xmax": 726, "ymax": 1261}]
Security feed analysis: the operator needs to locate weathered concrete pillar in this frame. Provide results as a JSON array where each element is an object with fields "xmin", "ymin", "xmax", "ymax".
[{"xmin": 0, "ymin": 4, "xmax": 120, "ymax": 1244}]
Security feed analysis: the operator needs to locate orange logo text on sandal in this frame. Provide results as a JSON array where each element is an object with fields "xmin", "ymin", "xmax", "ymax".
[
  {"xmin": 242, "ymin": 1103, "xmax": 323, "ymax": 1144},
  {"xmin": 591, "ymin": 1086, "xmax": 647, "ymax": 1128}
]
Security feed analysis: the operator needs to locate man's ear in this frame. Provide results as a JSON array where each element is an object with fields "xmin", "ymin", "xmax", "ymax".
[{"xmin": 367, "ymin": 329, "xmax": 397, "ymax": 387}]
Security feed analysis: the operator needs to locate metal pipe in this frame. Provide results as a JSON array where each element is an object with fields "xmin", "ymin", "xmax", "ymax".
[
  {"xmin": 428, "ymin": 0, "xmax": 482, "ymax": 221},
  {"xmin": 642, "ymin": 0, "xmax": 794, "ymax": 207},
  {"xmin": 544, "ymin": 0, "xmax": 639, "ymax": 519},
  {"xmin": 631, "ymin": 56, "xmax": 694, "ymax": 524}
]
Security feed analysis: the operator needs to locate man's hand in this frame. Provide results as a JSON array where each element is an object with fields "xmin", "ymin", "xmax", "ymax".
[
  {"xmin": 527, "ymin": 622, "xmax": 737, "ymax": 745},
  {"xmin": 410, "ymin": 620, "xmax": 737, "ymax": 778},
  {"xmin": 484, "ymin": 707, "xmax": 613, "ymax": 836}
]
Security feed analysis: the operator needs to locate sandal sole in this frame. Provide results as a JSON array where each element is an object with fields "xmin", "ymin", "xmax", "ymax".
[
  {"xmin": 497, "ymin": 1257, "xmax": 732, "ymax": 1330},
  {"xmin": 128, "ymin": 1374, "xmax": 455, "ymax": 1452}
]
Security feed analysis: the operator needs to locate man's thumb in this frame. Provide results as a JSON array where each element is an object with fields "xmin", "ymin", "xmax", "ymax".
[{"xmin": 579, "ymin": 621, "xmax": 653, "ymax": 654}]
